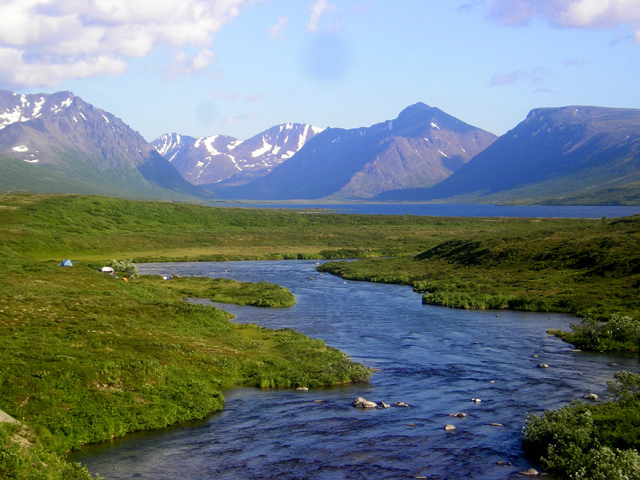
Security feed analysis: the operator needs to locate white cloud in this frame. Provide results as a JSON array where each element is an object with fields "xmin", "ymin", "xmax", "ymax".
[
  {"xmin": 484, "ymin": 0, "xmax": 640, "ymax": 41},
  {"xmin": 307, "ymin": 0, "xmax": 336, "ymax": 32},
  {"xmin": 192, "ymin": 48, "xmax": 215, "ymax": 70},
  {"xmin": 268, "ymin": 17, "xmax": 289, "ymax": 40},
  {"xmin": 0, "ymin": 0, "xmax": 256, "ymax": 88}
]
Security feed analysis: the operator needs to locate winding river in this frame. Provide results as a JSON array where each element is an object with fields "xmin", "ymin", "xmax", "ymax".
[{"xmin": 70, "ymin": 260, "xmax": 640, "ymax": 479}]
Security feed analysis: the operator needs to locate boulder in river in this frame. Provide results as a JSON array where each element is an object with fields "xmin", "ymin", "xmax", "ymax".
[
  {"xmin": 352, "ymin": 397, "xmax": 377, "ymax": 409},
  {"xmin": 519, "ymin": 467, "xmax": 539, "ymax": 475},
  {"xmin": 584, "ymin": 393, "xmax": 599, "ymax": 401},
  {"xmin": 444, "ymin": 424, "xmax": 456, "ymax": 431}
]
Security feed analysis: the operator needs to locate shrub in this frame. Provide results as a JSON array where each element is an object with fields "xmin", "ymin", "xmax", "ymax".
[{"xmin": 106, "ymin": 258, "xmax": 138, "ymax": 276}]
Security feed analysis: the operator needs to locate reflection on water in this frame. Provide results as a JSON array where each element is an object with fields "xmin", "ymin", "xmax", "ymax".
[{"xmin": 70, "ymin": 260, "xmax": 640, "ymax": 479}]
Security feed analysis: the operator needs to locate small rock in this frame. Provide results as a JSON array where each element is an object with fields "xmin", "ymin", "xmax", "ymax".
[
  {"xmin": 490, "ymin": 423, "xmax": 503, "ymax": 427},
  {"xmin": 394, "ymin": 401, "xmax": 409, "ymax": 407},
  {"xmin": 448, "ymin": 412, "xmax": 468, "ymax": 417},
  {"xmin": 489, "ymin": 380, "xmax": 496, "ymax": 384},
  {"xmin": 533, "ymin": 354, "xmax": 539, "ymax": 358},
  {"xmin": 352, "ymin": 397, "xmax": 377, "ymax": 409},
  {"xmin": 519, "ymin": 468, "xmax": 539, "ymax": 476},
  {"xmin": 444, "ymin": 424, "xmax": 456, "ymax": 431},
  {"xmin": 406, "ymin": 423, "xmax": 416, "ymax": 427},
  {"xmin": 313, "ymin": 400, "xmax": 325, "ymax": 404},
  {"xmin": 572, "ymin": 349, "xmax": 582, "ymax": 352},
  {"xmin": 537, "ymin": 364, "xmax": 549, "ymax": 369},
  {"xmin": 296, "ymin": 387, "xmax": 309, "ymax": 392},
  {"xmin": 496, "ymin": 461, "xmax": 505, "ymax": 465},
  {"xmin": 379, "ymin": 401, "xmax": 390, "ymax": 409},
  {"xmin": 471, "ymin": 398, "xmax": 482, "ymax": 403},
  {"xmin": 584, "ymin": 393, "xmax": 599, "ymax": 401}
]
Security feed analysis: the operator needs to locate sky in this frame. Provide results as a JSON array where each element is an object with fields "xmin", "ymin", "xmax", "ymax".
[{"xmin": 1, "ymin": 0, "xmax": 639, "ymax": 142}]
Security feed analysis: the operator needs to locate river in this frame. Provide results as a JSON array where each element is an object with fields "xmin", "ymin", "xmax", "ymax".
[{"xmin": 70, "ymin": 260, "xmax": 640, "ymax": 479}]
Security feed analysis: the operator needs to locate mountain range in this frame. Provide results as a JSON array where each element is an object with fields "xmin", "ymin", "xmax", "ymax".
[
  {"xmin": 207, "ymin": 103, "xmax": 497, "ymax": 200},
  {"xmin": 0, "ymin": 87, "xmax": 638, "ymax": 205},
  {"xmin": 152, "ymin": 123, "xmax": 323, "ymax": 187},
  {"xmin": 0, "ymin": 90, "xmax": 207, "ymax": 200},
  {"xmin": 379, "ymin": 106, "xmax": 640, "ymax": 205}
]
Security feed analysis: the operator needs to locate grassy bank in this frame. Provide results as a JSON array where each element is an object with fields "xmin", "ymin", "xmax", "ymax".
[
  {"xmin": 319, "ymin": 215, "xmax": 640, "ymax": 320},
  {"xmin": 0, "ymin": 255, "xmax": 370, "ymax": 478},
  {"xmin": 138, "ymin": 276, "xmax": 297, "ymax": 308}
]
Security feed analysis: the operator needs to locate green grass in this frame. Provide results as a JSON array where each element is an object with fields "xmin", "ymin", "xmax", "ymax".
[
  {"xmin": 0, "ymin": 193, "xmax": 593, "ymax": 262},
  {"xmin": 137, "ymin": 276, "xmax": 297, "ymax": 308},
  {"xmin": 319, "ymin": 215, "xmax": 640, "ymax": 320},
  {"xmin": 0, "ymin": 255, "xmax": 370, "ymax": 478}
]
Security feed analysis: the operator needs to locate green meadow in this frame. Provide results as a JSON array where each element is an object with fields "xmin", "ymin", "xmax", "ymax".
[{"xmin": 1, "ymin": 193, "xmax": 639, "ymax": 479}]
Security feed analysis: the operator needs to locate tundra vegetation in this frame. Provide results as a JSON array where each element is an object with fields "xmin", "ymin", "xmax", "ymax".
[{"xmin": 0, "ymin": 193, "xmax": 639, "ymax": 479}]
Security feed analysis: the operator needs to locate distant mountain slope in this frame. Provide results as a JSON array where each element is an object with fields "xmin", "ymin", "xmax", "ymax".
[
  {"xmin": 380, "ymin": 106, "xmax": 640, "ymax": 205},
  {"xmin": 153, "ymin": 123, "xmax": 323, "ymax": 187},
  {"xmin": 213, "ymin": 103, "xmax": 497, "ymax": 200},
  {"xmin": 0, "ymin": 90, "xmax": 209, "ymax": 200}
]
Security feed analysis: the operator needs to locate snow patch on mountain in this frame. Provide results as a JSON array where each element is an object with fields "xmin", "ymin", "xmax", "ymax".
[{"xmin": 251, "ymin": 137, "xmax": 273, "ymax": 157}]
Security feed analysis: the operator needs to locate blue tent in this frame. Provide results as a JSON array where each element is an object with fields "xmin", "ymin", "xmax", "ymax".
[{"xmin": 58, "ymin": 259, "xmax": 73, "ymax": 267}]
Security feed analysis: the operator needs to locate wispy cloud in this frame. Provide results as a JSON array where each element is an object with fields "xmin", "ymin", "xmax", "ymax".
[
  {"xmin": 245, "ymin": 93, "xmax": 264, "ymax": 102},
  {"xmin": 268, "ymin": 17, "xmax": 290, "ymax": 40},
  {"xmin": 307, "ymin": 0, "xmax": 337, "ymax": 32},
  {"xmin": 224, "ymin": 112, "xmax": 258, "ymax": 124},
  {"xmin": 482, "ymin": 0, "xmax": 640, "ymax": 42},
  {"xmin": 0, "ymin": 0, "xmax": 256, "ymax": 88},
  {"xmin": 490, "ymin": 66, "xmax": 545, "ymax": 86}
]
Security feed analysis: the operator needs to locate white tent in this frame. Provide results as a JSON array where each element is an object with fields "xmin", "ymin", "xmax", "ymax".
[{"xmin": 99, "ymin": 266, "xmax": 114, "ymax": 273}]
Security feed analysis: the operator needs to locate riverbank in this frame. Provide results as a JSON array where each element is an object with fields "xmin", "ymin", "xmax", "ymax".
[
  {"xmin": 0, "ymin": 257, "xmax": 370, "ymax": 479},
  {"xmin": 318, "ymin": 214, "xmax": 640, "ymax": 320}
]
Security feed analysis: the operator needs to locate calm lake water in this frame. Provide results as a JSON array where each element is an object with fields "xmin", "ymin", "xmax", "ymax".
[
  {"xmin": 213, "ymin": 202, "xmax": 640, "ymax": 218},
  {"xmin": 71, "ymin": 260, "xmax": 640, "ymax": 479}
]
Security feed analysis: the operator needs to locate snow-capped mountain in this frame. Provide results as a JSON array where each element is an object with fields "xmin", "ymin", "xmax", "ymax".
[
  {"xmin": 0, "ymin": 89, "xmax": 207, "ymax": 200},
  {"xmin": 214, "ymin": 103, "xmax": 497, "ymax": 200},
  {"xmin": 153, "ymin": 123, "xmax": 324, "ymax": 186}
]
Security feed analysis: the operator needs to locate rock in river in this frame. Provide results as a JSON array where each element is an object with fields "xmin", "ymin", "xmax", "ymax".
[{"xmin": 352, "ymin": 397, "xmax": 377, "ymax": 409}]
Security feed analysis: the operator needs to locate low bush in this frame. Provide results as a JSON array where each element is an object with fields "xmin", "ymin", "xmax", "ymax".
[
  {"xmin": 553, "ymin": 313, "xmax": 640, "ymax": 352},
  {"xmin": 523, "ymin": 371, "xmax": 640, "ymax": 479}
]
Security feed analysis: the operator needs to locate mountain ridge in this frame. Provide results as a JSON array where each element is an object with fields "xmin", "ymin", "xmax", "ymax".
[
  {"xmin": 0, "ymin": 89, "xmax": 209, "ymax": 200},
  {"xmin": 152, "ymin": 123, "xmax": 323, "ymax": 187},
  {"xmin": 378, "ymin": 105, "xmax": 640, "ymax": 205},
  {"xmin": 211, "ymin": 102, "xmax": 497, "ymax": 200}
]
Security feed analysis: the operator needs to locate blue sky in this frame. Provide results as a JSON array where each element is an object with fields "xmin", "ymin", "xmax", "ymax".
[{"xmin": 2, "ymin": 0, "xmax": 639, "ymax": 142}]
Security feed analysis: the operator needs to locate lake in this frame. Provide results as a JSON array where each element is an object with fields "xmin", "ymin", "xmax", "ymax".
[
  {"xmin": 212, "ymin": 202, "xmax": 640, "ymax": 218},
  {"xmin": 70, "ymin": 260, "xmax": 640, "ymax": 479}
]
